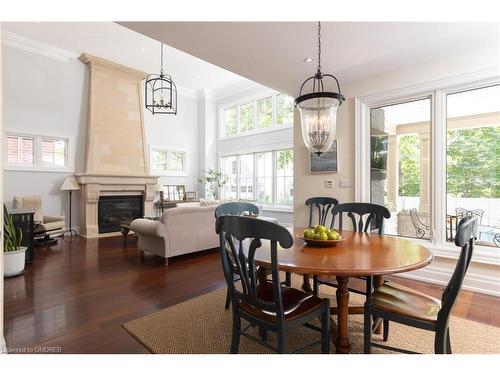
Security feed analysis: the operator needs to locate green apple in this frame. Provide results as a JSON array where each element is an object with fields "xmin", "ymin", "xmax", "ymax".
[
  {"xmin": 318, "ymin": 232, "xmax": 328, "ymax": 241},
  {"xmin": 314, "ymin": 224, "xmax": 327, "ymax": 233},
  {"xmin": 327, "ymin": 231, "xmax": 336, "ymax": 240}
]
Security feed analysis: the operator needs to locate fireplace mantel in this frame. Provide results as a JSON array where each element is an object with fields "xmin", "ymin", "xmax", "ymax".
[{"xmin": 76, "ymin": 174, "xmax": 157, "ymax": 238}]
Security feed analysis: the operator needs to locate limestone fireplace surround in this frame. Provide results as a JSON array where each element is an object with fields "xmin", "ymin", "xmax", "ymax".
[
  {"xmin": 75, "ymin": 174, "xmax": 156, "ymax": 238},
  {"xmin": 76, "ymin": 54, "xmax": 158, "ymax": 238}
]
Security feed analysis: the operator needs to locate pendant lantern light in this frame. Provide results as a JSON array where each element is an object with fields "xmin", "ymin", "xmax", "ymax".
[
  {"xmin": 294, "ymin": 22, "xmax": 345, "ymax": 155},
  {"xmin": 145, "ymin": 42, "xmax": 177, "ymax": 115}
]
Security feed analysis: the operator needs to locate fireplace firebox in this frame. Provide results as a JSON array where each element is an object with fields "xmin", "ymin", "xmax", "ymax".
[{"xmin": 98, "ymin": 195, "xmax": 144, "ymax": 233}]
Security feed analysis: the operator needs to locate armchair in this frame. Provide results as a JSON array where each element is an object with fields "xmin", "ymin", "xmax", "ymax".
[{"xmin": 13, "ymin": 196, "xmax": 65, "ymax": 245}]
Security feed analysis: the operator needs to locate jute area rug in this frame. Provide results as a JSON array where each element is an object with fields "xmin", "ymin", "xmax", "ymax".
[{"xmin": 123, "ymin": 276, "xmax": 500, "ymax": 354}]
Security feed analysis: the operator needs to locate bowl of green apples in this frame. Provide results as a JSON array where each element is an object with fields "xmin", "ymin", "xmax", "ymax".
[{"xmin": 297, "ymin": 225, "xmax": 344, "ymax": 247}]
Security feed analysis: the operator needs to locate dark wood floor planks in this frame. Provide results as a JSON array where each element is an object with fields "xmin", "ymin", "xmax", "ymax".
[{"xmin": 4, "ymin": 234, "xmax": 499, "ymax": 353}]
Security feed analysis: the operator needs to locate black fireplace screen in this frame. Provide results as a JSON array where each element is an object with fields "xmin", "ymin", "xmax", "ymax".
[{"xmin": 98, "ymin": 195, "xmax": 144, "ymax": 233}]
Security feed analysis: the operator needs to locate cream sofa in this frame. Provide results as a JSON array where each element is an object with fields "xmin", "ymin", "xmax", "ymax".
[{"xmin": 130, "ymin": 204, "xmax": 219, "ymax": 266}]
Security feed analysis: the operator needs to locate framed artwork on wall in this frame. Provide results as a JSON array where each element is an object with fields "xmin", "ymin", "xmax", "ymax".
[{"xmin": 309, "ymin": 140, "xmax": 338, "ymax": 173}]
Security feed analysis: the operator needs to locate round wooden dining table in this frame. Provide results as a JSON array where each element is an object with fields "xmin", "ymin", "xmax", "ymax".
[{"xmin": 254, "ymin": 227, "xmax": 433, "ymax": 354}]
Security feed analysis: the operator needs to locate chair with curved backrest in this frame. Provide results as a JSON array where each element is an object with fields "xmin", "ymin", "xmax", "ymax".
[
  {"xmin": 456, "ymin": 207, "xmax": 483, "ymax": 239},
  {"xmin": 312, "ymin": 202, "xmax": 391, "ymax": 332},
  {"xmin": 216, "ymin": 215, "xmax": 330, "ymax": 353},
  {"xmin": 215, "ymin": 202, "xmax": 260, "ymax": 309},
  {"xmin": 305, "ymin": 197, "xmax": 339, "ymax": 228},
  {"xmin": 364, "ymin": 216, "xmax": 478, "ymax": 354},
  {"xmin": 215, "ymin": 202, "xmax": 291, "ymax": 309},
  {"xmin": 409, "ymin": 208, "xmax": 431, "ymax": 239},
  {"xmin": 303, "ymin": 197, "xmax": 340, "ymax": 292}
]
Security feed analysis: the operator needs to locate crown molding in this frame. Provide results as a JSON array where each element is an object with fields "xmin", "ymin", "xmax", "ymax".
[
  {"xmin": 1, "ymin": 31, "xmax": 79, "ymax": 62},
  {"xmin": 196, "ymin": 88, "xmax": 217, "ymax": 100},
  {"xmin": 80, "ymin": 53, "xmax": 147, "ymax": 80}
]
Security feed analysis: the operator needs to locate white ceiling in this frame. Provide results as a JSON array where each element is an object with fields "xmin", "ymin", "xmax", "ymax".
[
  {"xmin": 120, "ymin": 22, "xmax": 500, "ymax": 97},
  {"xmin": 1, "ymin": 22, "xmax": 256, "ymax": 95}
]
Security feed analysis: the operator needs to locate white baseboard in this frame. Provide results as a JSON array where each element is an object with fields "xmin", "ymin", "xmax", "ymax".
[
  {"xmin": 397, "ymin": 264, "xmax": 500, "ymax": 297},
  {"xmin": 0, "ymin": 335, "xmax": 6, "ymax": 354}
]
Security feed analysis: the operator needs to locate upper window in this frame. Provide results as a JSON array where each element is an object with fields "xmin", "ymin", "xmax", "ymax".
[
  {"xmin": 239, "ymin": 102, "xmax": 255, "ymax": 133},
  {"xmin": 257, "ymin": 96, "xmax": 273, "ymax": 129},
  {"xmin": 151, "ymin": 148, "xmax": 186, "ymax": 175},
  {"xmin": 4, "ymin": 133, "xmax": 68, "ymax": 170},
  {"xmin": 276, "ymin": 94, "xmax": 294, "ymax": 127},
  {"xmin": 223, "ymin": 106, "xmax": 238, "ymax": 137},
  {"xmin": 220, "ymin": 92, "xmax": 294, "ymax": 138}
]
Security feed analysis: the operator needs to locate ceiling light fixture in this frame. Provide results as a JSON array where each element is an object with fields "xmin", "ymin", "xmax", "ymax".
[
  {"xmin": 295, "ymin": 22, "xmax": 345, "ymax": 155},
  {"xmin": 145, "ymin": 42, "xmax": 177, "ymax": 115},
  {"xmin": 304, "ymin": 57, "xmax": 313, "ymax": 63}
]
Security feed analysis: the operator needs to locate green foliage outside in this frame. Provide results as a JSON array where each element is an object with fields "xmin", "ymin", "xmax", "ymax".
[
  {"xmin": 257, "ymin": 97, "xmax": 273, "ymax": 128},
  {"xmin": 239, "ymin": 102, "xmax": 254, "ymax": 132},
  {"xmin": 277, "ymin": 150, "xmax": 294, "ymax": 206},
  {"xmin": 397, "ymin": 126, "xmax": 499, "ymax": 198},
  {"xmin": 276, "ymin": 94, "xmax": 294, "ymax": 126},
  {"xmin": 447, "ymin": 126, "xmax": 500, "ymax": 198},
  {"xmin": 398, "ymin": 135, "xmax": 420, "ymax": 196},
  {"xmin": 224, "ymin": 107, "xmax": 237, "ymax": 136}
]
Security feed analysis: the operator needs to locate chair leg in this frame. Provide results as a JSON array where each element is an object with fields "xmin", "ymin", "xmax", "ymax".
[
  {"xmin": 285, "ymin": 272, "xmax": 292, "ymax": 287},
  {"xmin": 434, "ymin": 328, "xmax": 447, "ymax": 354},
  {"xmin": 259, "ymin": 326, "xmax": 268, "ymax": 341},
  {"xmin": 277, "ymin": 331, "xmax": 287, "ymax": 354},
  {"xmin": 313, "ymin": 275, "xmax": 319, "ymax": 296},
  {"xmin": 224, "ymin": 289, "xmax": 231, "ymax": 310},
  {"xmin": 383, "ymin": 319, "xmax": 389, "ymax": 342},
  {"xmin": 364, "ymin": 302, "xmax": 372, "ymax": 354},
  {"xmin": 446, "ymin": 328, "xmax": 452, "ymax": 354},
  {"xmin": 230, "ymin": 313, "xmax": 241, "ymax": 354},
  {"xmin": 321, "ymin": 306, "xmax": 330, "ymax": 354}
]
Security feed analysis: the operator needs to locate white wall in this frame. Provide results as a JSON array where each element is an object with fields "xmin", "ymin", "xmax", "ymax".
[
  {"xmin": 2, "ymin": 43, "xmax": 201, "ymax": 226},
  {"xmin": 2, "ymin": 45, "xmax": 87, "ymax": 228},
  {"xmin": 144, "ymin": 92, "xmax": 199, "ymax": 192}
]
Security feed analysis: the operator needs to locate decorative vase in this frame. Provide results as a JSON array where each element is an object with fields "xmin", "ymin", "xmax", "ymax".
[{"xmin": 4, "ymin": 246, "xmax": 27, "ymax": 277}]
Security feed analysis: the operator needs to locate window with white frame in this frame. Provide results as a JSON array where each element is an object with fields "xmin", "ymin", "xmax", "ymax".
[
  {"xmin": 220, "ymin": 149, "xmax": 294, "ymax": 208},
  {"xmin": 357, "ymin": 76, "xmax": 500, "ymax": 251},
  {"xmin": 6, "ymin": 134, "xmax": 34, "ymax": 165},
  {"xmin": 220, "ymin": 92, "xmax": 294, "ymax": 138},
  {"xmin": 4, "ymin": 133, "xmax": 68, "ymax": 169},
  {"xmin": 151, "ymin": 148, "xmax": 186, "ymax": 174}
]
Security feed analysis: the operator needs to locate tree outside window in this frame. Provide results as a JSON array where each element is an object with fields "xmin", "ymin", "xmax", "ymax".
[
  {"xmin": 257, "ymin": 96, "xmax": 273, "ymax": 128},
  {"xmin": 276, "ymin": 94, "xmax": 294, "ymax": 126}
]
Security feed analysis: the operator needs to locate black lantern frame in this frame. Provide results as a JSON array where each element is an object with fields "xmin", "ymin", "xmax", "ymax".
[{"xmin": 145, "ymin": 43, "xmax": 178, "ymax": 115}]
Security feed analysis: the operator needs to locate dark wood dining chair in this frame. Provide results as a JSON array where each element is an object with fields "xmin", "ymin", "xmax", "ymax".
[
  {"xmin": 313, "ymin": 202, "xmax": 391, "ymax": 294},
  {"xmin": 312, "ymin": 202, "xmax": 391, "ymax": 332},
  {"xmin": 303, "ymin": 197, "xmax": 339, "ymax": 292},
  {"xmin": 215, "ymin": 202, "xmax": 260, "ymax": 309},
  {"xmin": 215, "ymin": 202, "xmax": 291, "ymax": 309},
  {"xmin": 305, "ymin": 197, "xmax": 339, "ymax": 228},
  {"xmin": 364, "ymin": 216, "xmax": 478, "ymax": 354},
  {"xmin": 216, "ymin": 215, "xmax": 330, "ymax": 353}
]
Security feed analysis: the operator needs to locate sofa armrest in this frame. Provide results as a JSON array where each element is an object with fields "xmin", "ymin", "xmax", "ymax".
[
  {"xmin": 44, "ymin": 215, "xmax": 65, "ymax": 223},
  {"xmin": 130, "ymin": 219, "xmax": 164, "ymax": 238}
]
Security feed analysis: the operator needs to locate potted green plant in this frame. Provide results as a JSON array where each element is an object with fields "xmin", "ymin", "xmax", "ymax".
[
  {"xmin": 3, "ymin": 204, "xmax": 27, "ymax": 277},
  {"xmin": 198, "ymin": 169, "xmax": 228, "ymax": 200}
]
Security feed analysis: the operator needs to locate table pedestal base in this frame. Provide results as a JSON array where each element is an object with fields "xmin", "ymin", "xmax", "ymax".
[{"xmin": 334, "ymin": 276, "xmax": 351, "ymax": 354}]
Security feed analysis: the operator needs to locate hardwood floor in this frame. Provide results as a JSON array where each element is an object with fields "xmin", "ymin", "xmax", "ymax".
[{"xmin": 4, "ymin": 234, "xmax": 500, "ymax": 353}]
